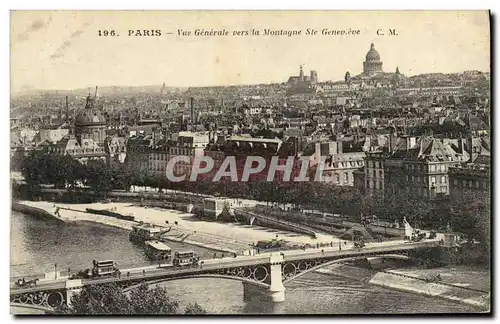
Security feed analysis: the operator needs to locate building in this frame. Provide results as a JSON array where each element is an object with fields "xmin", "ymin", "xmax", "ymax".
[
  {"xmin": 167, "ymin": 131, "xmax": 210, "ymax": 178},
  {"xmin": 363, "ymin": 151, "xmax": 386, "ymax": 197},
  {"xmin": 105, "ymin": 136, "xmax": 127, "ymax": 166},
  {"xmin": 384, "ymin": 136, "xmax": 468, "ymax": 198},
  {"xmin": 448, "ymin": 163, "xmax": 490, "ymax": 201},
  {"xmin": 204, "ymin": 135, "xmax": 302, "ymax": 183},
  {"xmin": 49, "ymin": 136, "xmax": 106, "ymax": 163},
  {"xmin": 363, "ymin": 43, "xmax": 383, "ymax": 76},
  {"xmin": 74, "ymin": 95, "xmax": 107, "ymax": 146},
  {"xmin": 38, "ymin": 127, "xmax": 70, "ymax": 145},
  {"xmin": 302, "ymin": 140, "xmax": 365, "ymax": 186},
  {"xmin": 287, "ymin": 66, "xmax": 318, "ymax": 94}
]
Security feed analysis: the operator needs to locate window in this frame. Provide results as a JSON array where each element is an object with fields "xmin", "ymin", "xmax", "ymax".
[
  {"xmin": 431, "ymin": 176, "xmax": 436, "ymax": 185},
  {"xmin": 441, "ymin": 176, "xmax": 446, "ymax": 184},
  {"xmin": 411, "ymin": 175, "xmax": 414, "ymax": 182},
  {"xmin": 344, "ymin": 173, "xmax": 348, "ymax": 184},
  {"xmin": 416, "ymin": 176, "xmax": 420, "ymax": 183},
  {"xmin": 476, "ymin": 181, "xmax": 480, "ymax": 189},
  {"xmin": 453, "ymin": 179, "xmax": 458, "ymax": 186},
  {"xmin": 430, "ymin": 165, "xmax": 435, "ymax": 172}
]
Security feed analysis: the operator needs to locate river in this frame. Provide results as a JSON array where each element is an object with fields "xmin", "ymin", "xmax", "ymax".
[{"xmin": 10, "ymin": 211, "xmax": 481, "ymax": 314}]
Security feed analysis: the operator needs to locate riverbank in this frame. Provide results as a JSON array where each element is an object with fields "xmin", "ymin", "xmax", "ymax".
[
  {"xmin": 317, "ymin": 264, "xmax": 490, "ymax": 311},
  {"xmin": 14, "ymin": 200, "xmax": 342, "ymax": 253}
]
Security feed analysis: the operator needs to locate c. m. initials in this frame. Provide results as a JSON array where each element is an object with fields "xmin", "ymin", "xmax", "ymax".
[{"xmin": 377, "ymin": 29, "xmax": 398, "ymax": 36}]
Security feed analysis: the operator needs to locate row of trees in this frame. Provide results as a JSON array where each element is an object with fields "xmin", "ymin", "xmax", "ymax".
[
  {"xmin": 57, "ymin": 282, "xmax": 206, "ymax": 315},
  {"xmin": 19, "ymin": 151, "xmax": 490, "ymax": 253},
  {"xmin": 21, "ymin": 151, "xmax": 137, "ymax": 194},
  {"xmin": 19, "ymin": 151, "xmax": 363, "ymax": 215}
]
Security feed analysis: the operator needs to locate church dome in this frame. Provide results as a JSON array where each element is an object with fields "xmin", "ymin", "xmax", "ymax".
[
  {"xmin": 365, "ymin": 43, "xmax": 381, "ymax": 61},
  {"xmin": 74, "ymin": 95, "xmax": 106, "ymax": 126}
]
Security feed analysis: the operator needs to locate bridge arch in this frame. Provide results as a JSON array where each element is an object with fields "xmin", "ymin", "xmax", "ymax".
[
  {"xmin": 282, "ymin": 254, "xmax": 413, "ymax": 285},
  {"xmin": 122, "ymin": 274, "xmax": 270, "ymax": 293},
  {"xmin": 10, "ymin": 302, "xmax": 56, "ymax": 314}
]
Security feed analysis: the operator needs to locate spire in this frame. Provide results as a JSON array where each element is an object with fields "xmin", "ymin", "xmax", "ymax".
[
  {"xmin": 299, "ymin": 65, "xmax": 304, "ymax": 79},
  {"xmin": 94, "ymin": 86, "xmax": 99, "ymax": 99},
  {"xmin": 371, "ymin": 42, "xmax": 375, "ymax": 50},
  {"xmin": 396, "ymin": 66, "xmax": 400, "ymax": 74}
]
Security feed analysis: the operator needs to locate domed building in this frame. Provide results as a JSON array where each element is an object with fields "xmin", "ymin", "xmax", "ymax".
[
  {"xmin": 363, "ymin": 43, "xmax": 383, "ymax": 75},
  {"xmin": 74, "ymin": 94, "xmax": 107, "ymax": 146}
]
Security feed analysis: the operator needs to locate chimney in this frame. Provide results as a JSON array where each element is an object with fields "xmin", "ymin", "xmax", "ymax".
[
  {"xmin": 65, "ymin": 96, "xmax": 69, "ymax": 124},
  {"xmin": 467, "ymin": 111, "xmax": 474, "ymax": 163},
  {"xmin": 190, "ymin": 97, "xmax": 195, "ymax": 124}
]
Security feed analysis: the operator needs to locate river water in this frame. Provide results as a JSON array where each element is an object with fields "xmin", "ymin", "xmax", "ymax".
[{"xmin": 10, "ymin": 211, "xmax": 481, "ymax": 314}]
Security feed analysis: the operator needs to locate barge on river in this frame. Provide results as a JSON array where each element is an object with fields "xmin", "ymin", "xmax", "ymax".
[
  {"xmin": 129, "ymin": 223, "xmax": 170, "ymax": 243},
  {"xmin": 144, "ymin": 240, "xmax": 172, "ymax": 261},
  {"xmin": 86, "ymin": 208, "xmax": 135, "ymax": 221}
]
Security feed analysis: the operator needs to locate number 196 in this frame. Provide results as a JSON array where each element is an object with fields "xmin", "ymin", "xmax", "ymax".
[{"xmin": 98, "ymin": 30, "xmax": 117, "ymax": 36}]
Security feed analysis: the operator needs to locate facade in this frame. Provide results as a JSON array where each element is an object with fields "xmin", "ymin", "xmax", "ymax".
[
  {"xmin": 448, "ymin": 164, "xmax": 490, "ymax": 201},
  {"xmin": 105, "ymin": 136, "xmax": 127, "ymax": 165},
  {"xmin": 167, "ymin": 131, "xmax": 210, "ymax": 179},
  {"xmin": 303, "ymin": 140, "xmax": 365, "ymax": 186},
  {"xmin": 50, "ymin": 136, "xmax": 106, "ymax": 163},
  {"xmin": 384, "ymin": 136, "xmax": 468, "ymax": 198},
  {"xmin": 38, "ymin": 128, "xmax": 70, "ymax": 144},
  {"xmin": 363, "ymin": 151, "xmax": 386, "ymax": 197}
]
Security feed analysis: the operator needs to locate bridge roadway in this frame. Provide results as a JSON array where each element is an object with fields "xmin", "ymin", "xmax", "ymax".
[{"xmin": 10, "ymin": 238, "xmax": 441, "ymax": 295}]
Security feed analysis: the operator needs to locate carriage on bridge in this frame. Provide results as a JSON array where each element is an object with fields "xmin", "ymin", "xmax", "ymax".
[{"xmin": 69, "ymin": 260, "xmax": 121, "ymax": 280}]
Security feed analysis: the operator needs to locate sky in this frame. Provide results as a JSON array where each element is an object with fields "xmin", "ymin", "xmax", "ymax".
[{"xmin": 10, "ymin": 10, "xmax": 490, "ymax": 93}]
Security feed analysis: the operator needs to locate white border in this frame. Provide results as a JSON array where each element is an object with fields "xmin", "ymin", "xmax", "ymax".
[{"xmin": 3, "ymin": 1, "xmax": 498, "ymax": 323}]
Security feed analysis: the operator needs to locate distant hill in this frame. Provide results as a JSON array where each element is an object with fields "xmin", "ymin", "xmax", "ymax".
[{"xmin": 11, "ymin": 85, "xmax": 188, "ymax": 98}]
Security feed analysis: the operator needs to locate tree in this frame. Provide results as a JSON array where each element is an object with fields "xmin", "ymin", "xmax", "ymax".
[
  {"xmin": 84, "ymin": 159, "xmax": 114, "ymax": 196},
  {"xmin": 449, "ymin": 190, "xmax": 490, "ymax": 243},
  {"xmin": 184, "ymin": 303, "xmax": 207, "ymax": 315},
  {"xmin": 20, "ymin": 151, "xmax": 84, "ymax": 189},
  {"xmin": 57, "ymin": 282, "xmax": 207, "ymax": 315}
]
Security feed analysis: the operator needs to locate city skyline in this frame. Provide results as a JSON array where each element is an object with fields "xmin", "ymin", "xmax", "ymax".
[{"xmin": 11, "ymin": 11, "xmax": 490, "ymax": 92}]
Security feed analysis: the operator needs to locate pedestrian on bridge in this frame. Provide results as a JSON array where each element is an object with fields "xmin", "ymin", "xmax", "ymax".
[
  {"xmin": 127, "ymin": 272, "xmax": 130, "ymax": 278},
  {"xmin": 143, "ymin": 270, "xmax": 146, "ymax": 276}
]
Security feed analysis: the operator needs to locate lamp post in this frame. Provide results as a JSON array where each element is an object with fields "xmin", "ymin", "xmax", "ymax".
[{"xmin": 54, "ymin": 263, "xmax": 58, "ymax": 280}]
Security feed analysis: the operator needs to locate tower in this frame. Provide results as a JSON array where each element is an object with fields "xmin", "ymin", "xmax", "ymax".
[
  {"xmin": 161, "ymin": 82, "xmax": 166, "ymax": 95},
  {"xmin": 299, "ymin": 65, "xmax": 304, "ymax": 80},
  {"xmin": 344, "ymin": 71, "xmax": 352, "ymax": 86},
  {"xmin": 310, "ymin": 70, "xmax": 318, "ymax": 84}
]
